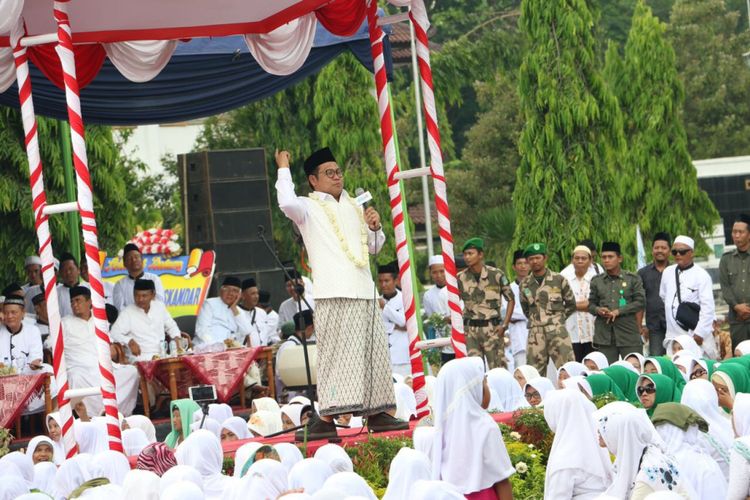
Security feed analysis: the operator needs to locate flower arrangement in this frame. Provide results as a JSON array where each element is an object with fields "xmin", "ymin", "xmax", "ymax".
[
  {"xmin": 310, "ymin": 192, "xmax": 368, "ymax": 268},
  {"xmin": 0, "ymin": 428, "xmax": 13, "ymax": 457}
]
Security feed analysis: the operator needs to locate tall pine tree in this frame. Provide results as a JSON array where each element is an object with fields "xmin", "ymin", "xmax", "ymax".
[
  {"xmin": 513, "ymin": 0, "xmax": 626, "ymax": 270},
  {"xmin": 606, "ymin": 1, "xmax": 718, "ymax": 252}
]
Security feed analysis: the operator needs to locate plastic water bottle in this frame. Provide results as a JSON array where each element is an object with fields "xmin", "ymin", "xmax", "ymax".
[{"xmin": 169, "ymin": 340, "xmax": 178, "ymax": 357}]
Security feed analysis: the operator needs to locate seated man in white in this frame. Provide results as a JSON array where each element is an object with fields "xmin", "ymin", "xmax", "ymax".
[
  {"xmin": 56, "ymin": 252, "xmax": 89, "ymax": 318},
  {"xmin": 61, "ymin": 286, "xmax": 139, "ymax": 416},
  {"xmin": 259, "ymin": 290, "xmax": 279, "ymax": 342},
  {"xmin": 0, "ymin": 295, "xmax": 57, "ymax": 414},
  {"xmin": 277, "ymin": 269, "xmax": 314, "ymax": 330},
  {"xmin": 21, "ymin": 255, "xmax": 44, "ymax": 315},
  {"xmin": 194, "ymin": 275, "xmax": 253, "ymax": 346},
  {"xmin": 377, "ymin": 262, "xmax": 410, "ymax": 377},
  {"xmin": 239, "ymin": 278, "xmax": 277, "ymax": 347},
  {"xmin": 112, "ymin": 243, "xmax": 165, "ymax": 311},
  {"xmin": 109, "ymin": 279, "xmax": 182, "ymax": 361}
]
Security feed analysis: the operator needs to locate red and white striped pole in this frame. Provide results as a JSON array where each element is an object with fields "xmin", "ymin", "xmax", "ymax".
[
  {"xmin": 10, "ymin": 20, "xmax": 79, "ymax": 458},
  {"xmin": 409, "ymin": 3, "xmax": 466, "ymax": 357},
  {"xmin": 54, "ymin": 0, "xmax": 123, "ymax": 452},
  {"xmin": 366, "ymin": 2, "xmax": 428, "ymax": 417}
]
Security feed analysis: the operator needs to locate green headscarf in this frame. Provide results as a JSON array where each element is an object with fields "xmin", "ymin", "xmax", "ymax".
[
  {"xmin": 712, "ymin": 362, "xmax": 750, "ymax": 411},
  {"xmin": 164, "ymin": 398, "xmax": 201, "ymax": 448},
  {"xmin": 638, "ymin": 373, "xmax": 682, "ymax": 417},
  {"xmin": 645, "ymin": 356, "xmax": 686, "ymax": 391},
  {"xmin": 650, "ymin": 402, "xmax": 709, "ymax": 432},
  {"xmin": 602, "ymin": 365, "xmax": 640, "ymax": 403},
  {"xmin": 586, "ymin": 373, "xmax": 626, "ymax": 401},
  {"xmin": 720, "ymin": 355, "xmax": 750, "ymax": 370}
]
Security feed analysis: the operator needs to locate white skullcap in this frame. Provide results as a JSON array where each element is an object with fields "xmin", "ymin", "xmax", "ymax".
[
  {"xmin": 24, "ymin": 255, "xmax": 42, "ymax": 267},
  {"xmin": 572, "ymin": 245, "xmax": 592, "ymax": 256},
  {"xmin": 428, "ymin": 255, "xmax": 443, "ymax": 267},
  {"xmin": 673, "ymin": 235, "xmax": 694, "ymax": 249}
]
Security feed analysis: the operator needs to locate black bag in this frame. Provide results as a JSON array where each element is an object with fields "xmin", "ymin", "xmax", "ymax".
[{"xmin": 675, "ymin": 267, "xmax": 700, "ymax": 331}]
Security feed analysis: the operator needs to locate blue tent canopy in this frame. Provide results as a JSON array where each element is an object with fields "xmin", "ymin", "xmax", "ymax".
[{"xmin": 0, "ymin": 18, "xmax": 392, "ymax": 126}]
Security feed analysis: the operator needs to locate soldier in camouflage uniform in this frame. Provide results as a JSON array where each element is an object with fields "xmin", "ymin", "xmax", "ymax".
[
  {"xmin": 458, "ymin": 237, "xmax": 515, "ymax": 368},
  {"xmin": 519, "ymin": 243, "xmax": 576, "ymax": 374}
]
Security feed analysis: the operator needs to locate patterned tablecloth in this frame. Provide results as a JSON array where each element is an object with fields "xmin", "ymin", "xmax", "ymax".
[
  {"xmin": 0, "ymin": 373, "xmax": 48, "ymax": 427},
  {"xmin": 135, "ymin": 347, "xmax": 261, "ymax": 403}
]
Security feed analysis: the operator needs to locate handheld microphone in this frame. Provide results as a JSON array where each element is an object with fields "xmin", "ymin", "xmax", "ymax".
[{"xmin": 354, "ymin": 187, "xmax": 373, "ymax": 208}]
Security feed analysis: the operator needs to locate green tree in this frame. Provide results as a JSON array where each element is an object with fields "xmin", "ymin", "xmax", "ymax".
[
  {"xmin": 512, "ymin": 0, "xmax": 627, "ymax": 270},
  {"xmin": 669, "ymin": 0, "xmax": 750, "ymax": 159},
  {"xmin": 606, "ymin": 1, "xmax": 718, "ymax": 251},
  {"xmin": 0, "ymin": 108, "xmax": 137, "ymax": 284}
]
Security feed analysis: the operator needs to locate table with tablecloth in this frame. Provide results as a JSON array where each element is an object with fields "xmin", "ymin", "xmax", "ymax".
[{"xmin": 0, "ymin": 373, "xmax": 51, "ymax": 428}]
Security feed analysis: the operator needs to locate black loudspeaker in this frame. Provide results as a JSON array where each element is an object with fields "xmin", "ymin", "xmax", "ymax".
[{"xmin": 179, "ymin": 149, "xmax": 290, "ymax": 309}]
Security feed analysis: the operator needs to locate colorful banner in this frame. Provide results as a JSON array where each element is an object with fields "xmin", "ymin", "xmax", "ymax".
[{"xmin": 102, "ymin": 249, "xmax": 215, "ymax": 317}]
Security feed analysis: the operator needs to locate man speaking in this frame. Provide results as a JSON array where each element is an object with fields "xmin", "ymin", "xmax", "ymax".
[{"xmin": 275, "ymin": 147, "xmax": 407, "ymax": 439}]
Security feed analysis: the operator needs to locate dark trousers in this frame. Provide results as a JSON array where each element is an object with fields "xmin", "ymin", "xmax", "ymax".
[
  {"xmin": 596, "ymin": 344, "xmax": 644, "ymax": 365},
  {"xmin": 573, "ymin": 342, "xmax": 594, "ymax": 362},
  {"xmin": 730, "ymin": 322, "xmax": 750, "ymax": 350},
  {"xmin": 441, "ymin": 352, "xmax": 456, "ymax": 365},
  {"xmin": 649, "ymin": 330, "xmax": 666, "ymax": 356}
]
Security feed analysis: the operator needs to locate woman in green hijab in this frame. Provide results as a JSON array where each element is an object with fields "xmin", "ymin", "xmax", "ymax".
[
  {"xmin": 603, "ymin": 365, "xmax": 640, "ymax": 403},
  {"xmin": 643, "ymin": 356, "xmax": 686, "ymax": 391},
  {"xmin": 711, "ymin": 362, "xmax": 750, "ymax": 412},
  {"xmin": 164, "ymin": 399, "xmax": 201, "ymax": 448},
  {"xmin": 586, "ymin": 373, "xmax": 626, "ymax": 401},
  {"xmin": 637, "ymin": 374, "xmax": 682, "ymax": 417}
]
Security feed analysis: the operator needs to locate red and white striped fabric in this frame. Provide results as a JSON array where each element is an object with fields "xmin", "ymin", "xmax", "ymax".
[
  {"xmin": 366, "ymin": 2, "xmax": 428, "ymax": 418},
  {"xmin": 9, "ymin": 18, "xmax": 79, "ymax": 458},
  {"xmin": 54, "ymin": 0, "xmax": 123, "ymax": 453}
]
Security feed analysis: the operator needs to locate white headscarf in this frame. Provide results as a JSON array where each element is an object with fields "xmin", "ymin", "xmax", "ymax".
[
  {"xmin": 244, "ymin": 459, "xmax": 288, "ymax": 497},
  {"xmin": 160, "ymin": 481, "xmax": 205, "ymax": 500},
  {"xmin": 314, "ymin": 444, "xmax": 353, "ymax": 473},
  {"xmin": 89, "ymin": 450, "xmax": 131, "ymax": 485},
  {"xmin": 232, "ymin": 442, "xmax": 264, "ymax": 478},
  {"xmin": 611, "ymin": 360, "xmax": 639, "ymax": 375},
  {"xmin": 124, "ymin": 415, "xmax": 157, "ymax": 443},
  {"xmin": 672, "ymin": 334, "xmax": 702, "ymax": 358},
  {"xmin": 26, "ymin": 436, "xmax": 56, "ymax": 465},
  {"xmin": 583, "ymin": 351, "xmax": 609, "ymax": 371},
  {"xmin": 53, "ymin": 453, "xmax": 93, "ymax": 500},
  {"xmin": 275, "ymin": 442, "xmax": 304, "ymax": 472},
  {"xmin": 174, "ymin": 429, "xmax": 229, "ymax": 499},
  {"xmin": 251, "ymin": 397, "xmax": 281, "ymax": 414},
  {"xmin": 382, "ymin": 448, "xmax": 431, "ymax": 500},
  {"xmin": 122, "ymin": 428, "xmax": 150, "ymax": 457},
  {"xmin": 207, "ymin": 403, "xmax": 233, "ymax": 424},
  {"xmin": 190, "ymin": 417, "xmax": 221, "ymax": 438},
  {"xmin": 78, "ymin": 483, "xmax": 124, "ymax": 499},
  {"xmin": 159, "ymin": 465, "xmax": 204, "ymax": 495},
  {"xmin": 431, "ymin": 357, "xmax": 515, "ymax": 494},
  {"xmin": 412, "ymin": 426, "xmax": 436, "ymax": 462},
  {"xmin": 45, "ymin": 412, "xmax": 66, "ymax": 464},
  {"xmin": 288, "ymin": 396, "xmax": 312, "ymax": 406},
  {"xmin": 321, "ymin": 472, "xmax": 377, "ymax": 500},
  {"xmin": 672, "ymin": 352, "xmax": 696, "ymax": 383},
  {"xmin": 562, "ymin": 375, "xmax": 593, "ymax": 399},
  {"xmin": 558, "ymin": 361, "xmax": 588, "ymax": 379},
  {"xmin": 288, "ymin": 458, "xmax": 334, "ymax": 494},
  {"xmin": 121, "ymin": 469, "xmax": 160, "ymax": 500},
  {"xmin": 486, "ymin": 368, "xmax": 527, "ymax": 412},
  {"xmin": 681, "ymin": 378, "xmax": 733, "ymax": 450},
  {"xmin": 735, "ymin": 340, "xmax": 750, "ymax": 356},
  {"xmin": 220, "ymin": 416, "xmax": 251, "ymax": 440},
  {"xmin": 394, "ymin": 382, "xmax": 417, "ymax": 421},
  {"xmin": 408, "ymin": 479, "xmax": 465, "ymax": 500},
  {"xmin": 733, "ymin": 393, "xmax": 750, "ymax": 437},
  {"xmin": 32, "ymin": 461, "xmax": 58, "ymax": 495},
  {"xmin": 0, "ymin": 475, "xmax": 29, "ymax": 500},
  {"xmin": 544, "ymin": 388, "xmax": 613, "ymax": 487},
  {"xmin": 75, "ymin": 420, "xmax": 110, "ymax": 454},
  {"xmin": 1, "ymin": 451, "xmax": 34, "ymax": 485},
  {"xmin": 281, "ymin": 404, "xmax": 305, "ymax": 427},
  {"xmin": 624, "ymin": 352, "xmax": 646, "ymax": 373},
  {"xmin": 424, "ymin": 375, "xmax": 436, "ymax": 408},
  {"xmin": 247, "ymin": 410, "xmax": 283, "ymax": 437},
  {"xmin": 513, "ymin": 365, "xmax": 540, "ymax": 386},
  {"xmin": 523, "ymin": 376, "xmax": 555, "ymax": 404}
]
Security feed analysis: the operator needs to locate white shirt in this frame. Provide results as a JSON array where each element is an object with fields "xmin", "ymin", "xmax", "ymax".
[
  {"xmin": 423, "ymin": 285, "xmax": 450, "ymax": 317},
  {"xmin": 263, "ymin": 309, "xmax": 279, "ymax": 343},
  {"xmin": 278, "ymin": 296, "xmax": 314, "ymax": 330},
  {"xmin": 57, "ymin": 281, "xmax": 90, "ymax": 318},
  {"xmin": 22, "ymin": 283, "xmax": 42, "ymax": 318},
  {"xmin": 112, "ymin": 272, "xmax": 165, "ymax": 311},
  {"xmin": 660, "ymin": 263, "xmax": 715, "ymax": 341},
  {"xmin": 508, "ymin": 281, "xmax": 529, "ymax": 355},
  {"xmin": 382, "ymin": 290, "xmax": 409, "ymax": 365},
  {"xmin": 560, "ymin": 266, "xmax": 596, "ymax": 344},
  {"xmin": 0, "ymin": 323, "xmax": 43, "ymax": 373},
  {"xmin": 240, "ymin": 306, "xmax": 275, "ymax": 347},
  {"xmin": 561, "ymin": 261, "xmax": 603, "ymax": 277},
  {"xmin": 61, "ymin": 315, "xmax": 99, "ymax": 373},
  {"xmin": 109, "ymin": 301, "xmax": 181, "ymax": 361},
  {"xmin": 194, "ymin": 297, "xmax": 253, "ymax": 346},
  {"xmin": 276, "ymin": 168, "xmax": 385, "ymax": 299}
]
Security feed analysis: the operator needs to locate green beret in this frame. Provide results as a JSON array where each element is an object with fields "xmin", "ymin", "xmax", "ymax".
[
  {"xmin": 462, "ymin": 237, "xmax": 484, "ymax": 252},
  {"xmin": 523, "ymin": 242, "xmax": 547, "ymax": 257}
]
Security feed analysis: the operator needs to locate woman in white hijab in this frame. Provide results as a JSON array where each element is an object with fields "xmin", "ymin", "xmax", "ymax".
[
  {"xmin": 1, "ymin": 451, "xmax": 34, "ymax": 487},
  {"xmin": 250, "ymin": 397, "xmax": 281, "ymax": 414},
  {"xmin": 122, "ymin": 428, "xmax": 150, "ymax": 457},
  {"xmin": 314, "ymin": 443, "xmax": 353, "ymax": 473},
  {"xmin": 408, "ymin": 479, "xmax": 465, "ymax": 500},
  {"xmin": 594, "ymin": 403, "xmax": 696, "ymax": 499},
  {"xmin": 121, "ymin": 469, "xmax": 160, "ymax": 500},
  {"xmin": 174, "ymin": 429, "xmax": 229, "ymax": 499},
  {"xmin": 53, "ymin": 453, "xmax": 93, "ymax": 500},
  {"xmin": 562, "ymin": 376, "xmax": 594, "ymax": 399},
  {"xmin": 288, "ymin": 458, "xmax": 334, "ymax": 494},
  {"xmin": 161, "ymin": 481, "xmax": 205, "ymax": 500},
  {"xmin": 275, "ymin": 442, "xmax": 304, "ymax": 472},
  {"xmin": 543, "ymin": 388, "xmax": 612, "ymax": 499},
  {"xmin": 394, "ymin": 381, "xmax": 417, "ymax": 421},
  {"xmin": 670, "ymin": 334, "xmax": 702, "ymax": 359},
  {"xmin": 523, "ymin": 376, "xmax": 555, "ymax": 407},
  {"xmin": 486, "ymin": 368, "xmax": 527, "ymax": 412},
  {"xmin": 89, "ymin": 450, "xmax": 131, "ymax": 485},
  {"xmin": 611, "ymin": 360, "xmax": 639, "ymax": 375},
  {"xmin": 681, "ymin": 378, "xmax": 732, "ymax": 477},
  {"xmin": 0, "ymin": 475, "xmax": 29, "ymax": 500},
  {"xmin": 207, "ymin": 403, "xmax": 233, "ymax": 424},
  {"xmin": 220, "ymin": 416, "xmax": 251, "ymax": 441},
  {"xmin": 232, "ymin": 442, "xmax": 264, "ymax": 479},
  {"xmin": 412, "ymin": 426, "xmax": 436, "ymax": 463},
  {"xmin": 26, "ymin": 435, "xmax": 56, "ymax": 465},
  {"xmin": 513, "ymin": 365, "xmax": 540, "ymax": 388},
  {"xmin": 582, "ymin": 351, "xmax": 609, "ymax": 371},
  {"xmin": 735, "ymin": 340, "xmax": 750, "ymax": 357},
  {"xmin": 243, "ymin": 459, "xmax": 288, "ymax": 496},
  {"xmin": 45, "ymin": 412, "xmax": 66, "ymax": 464},
  {"xmin": 624, "ymin": 352, "xmax": 646, "ymax": 373},
  {"xmin": 190, "ymin": 417, "xmax": 222, "ymax": 438},
  {"xmin": 556, "ymin": 361, "xmax": 588, "ymax": 388},
  {"xmin": 159, "ymin": 464, "xmax": 204, "ymax": 495},
  {"xmin": 432, "ymin": 358, "xmax": 514, "ymax": 498},
  {"xmin": 124, "ymin": 415, "xmax": 157, "ymax": 443},
  {"xmin": 382, "ymin": 448, "xmax": 431, "ymax": 500},
  {"xmin": 247, "ymin": 410, "xmax": 283, "ymax": 437},
  {"xmin": 281, "ymin": 404, "xmax": 305, "ymax": 429},
  {"xmin": 75, "ymin": 420, "xmax": 110, "ymax": 454},
  {"xmin": 320, "ymin": 472, "xmax": 377, "ymax": 500},
  {"xmin": 33, "ymin": 461, "xmax": 58, "ymax": 495},
  {"xmin": 728, "ymin": 393, "xmax": 750, "ymax": 499}
]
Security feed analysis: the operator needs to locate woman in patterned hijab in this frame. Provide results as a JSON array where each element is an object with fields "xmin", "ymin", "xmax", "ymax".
[{"xmin": 136, "ymin": 442, "xmax": 177, "ymax": 477}]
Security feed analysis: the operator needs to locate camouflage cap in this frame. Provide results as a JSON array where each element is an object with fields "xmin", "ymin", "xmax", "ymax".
[
  {"xmin": 462, "ymin": 237, "xmax": 484, "ymax": 252},
  {"xmin": 523, "ymin": 242, "xmax": 547, "ymax": 257}
]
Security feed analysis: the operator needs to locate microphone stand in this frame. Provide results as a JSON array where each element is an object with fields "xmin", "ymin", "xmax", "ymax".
[{"xmin": 257, "ymin": 225, "xmax": 315, "ymax": 403}]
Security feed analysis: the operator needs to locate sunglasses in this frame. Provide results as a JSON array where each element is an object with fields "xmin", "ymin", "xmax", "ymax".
[
  {"xmin": 671, "ymin": 248, "xmax": 691, "ymax": 256},
  {"xmin": 690, "ymin": 368, "xmax": 707, "ymax": 380},
  {"xmin": 524, "ymin": 391, "xmax": 541, "ymax": 401},
  {"xmin": 637, "ymin": 384, "xmax": 656, "ymax": 396},
  {"xmin": 320, "ymin": 167, "xmax": 344, "ymax": 179}
]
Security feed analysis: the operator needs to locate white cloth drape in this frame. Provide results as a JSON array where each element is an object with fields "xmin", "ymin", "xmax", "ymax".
[
  {"xmin": 0, "ymin": 0, "xmax": 23, "ymax": 34},
  {"xmin": 103, "ymin": 40, "xmax": 177, "ymax": 83},
  {"xmin": 244, "ymin": 12, "xmax": 316, "ymax": 76},
  {"xmin": 386, "ymin": 0, "xmax": 429, "ymax": 31},
  {"xmin": 0, "ymin": 47, "xmax": 15, "ymax": 93}
]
